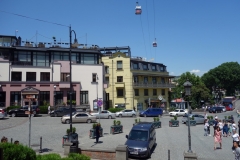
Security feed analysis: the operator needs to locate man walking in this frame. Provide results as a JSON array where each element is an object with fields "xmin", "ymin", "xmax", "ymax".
[
  {"xmin": 95, "ymin": 123, "xmax": 100, "ymax": 143},
  {"xmin": 48, "ymin": 105, "xmax": 51, "ymax": 115},
  {"xmin": 234, "ymin": 141, "xmax": 240, "ymax": 160}
]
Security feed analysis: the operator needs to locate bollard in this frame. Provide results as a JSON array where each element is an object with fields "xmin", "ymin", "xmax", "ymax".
[
  {"xmin": 0, "ymin": 147, "xmax": 3, "ymax": 160},
  {"xmin": 168, "ymin": 149, "xmax": 170, "ymax": 160},
  {"xmin": 11, "ymin": 138, "xmax": 12, "ymax": 144},
  {"xmin": 39, "ymin": 137, "xmax": 42, "ymax": 153}
]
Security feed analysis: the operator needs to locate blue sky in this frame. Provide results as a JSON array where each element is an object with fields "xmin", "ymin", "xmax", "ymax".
[{"xmin": 1, "ymin": 0, "xmax": 239, "ymax": 76}]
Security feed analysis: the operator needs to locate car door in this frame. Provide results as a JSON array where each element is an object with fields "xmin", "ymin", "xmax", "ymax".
[
  {"xmin": 180, "ymin": 109, "xmax": 185, "ymax": 116},
  {"xmin": 198, "ymin": 115, "xmax": 205, "ymax": 123},
  {"xmin": 193, "ymin": 115, "xmax": 199, "ymax": 123},
  {"xmin": 121, "ymin": 110, "xmax": 126, "ymax": 117},
  {"xmin": 19, "ymin": 107, "xmax": 28, "ymax": 116},
  {"xmin": 74, "ymin": 113, "xmax": 81, "ymax": 123},
  {"xmin": 101, "ymin": 110, "xmax": 108, "ymax": 118}
]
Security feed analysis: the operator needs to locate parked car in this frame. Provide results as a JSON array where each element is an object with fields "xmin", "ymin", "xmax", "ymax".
[
  {"xmin": 182, "ymin": 114, "xmax": 205, "ymax": 124},
  {"xmin": 0, "ymin": 108, "xmax": 7, "ymax": 119},
  {"xmin": 225, "ymin": 106, "xmax": 233, "ymax": 111},
  {"xmin": 61, "ymin": 112, "xmax": 97, "ymax": 124},
  {"xmin": 220, "ymin": 106, "xmax": 226, "ymax": 112},
  {"xmin": 169, "ymin": 109, "xmax": 187, "ymax": 117},
  {"xmin": 8, "ymin": 106, "xmax": 40, "ymax": 117},
  {"xmin": 91, "ymin": 110, "xmax": 116, "ymax": 119},
  {"xmin": 139, "ymin": 108, "xmax": 163, "ymax": 117},
  {"xmin": 209, "ymin": 107, "xmax": 222, "ymax": 113},
  {"xmin": 125, "ymin": 122, "xmax": 156, "ymax": 158},
  {"xmin": 116, "ymin": 109, "xmax": 136, "ymax": 117},
  {"xmin": 50, "ymin": 107, "xmax": 76, "ymax": 117}
]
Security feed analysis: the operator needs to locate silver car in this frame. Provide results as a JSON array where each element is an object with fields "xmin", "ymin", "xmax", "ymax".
[
  {"xmin": 91, "ymin": 110, "xmax": 116, "ymax": 119},
  {"xmin": 61, "ymin": 112, "xmax": 97, "ymax": 124},
  {"xmin": 116, "ymin": 109, "xmax": 136, "ymax": 117},
  {"xmin": 181, "ymin": 114, "xmax": 205, "ymax": 124}
]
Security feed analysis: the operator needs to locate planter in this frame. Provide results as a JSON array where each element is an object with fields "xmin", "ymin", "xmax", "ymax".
[
  {"xmin": 208, "ymin": 120, "xmax": 215, "ymax": 126},
  {"xmin": 110, "ymin": 125, "xmax": 123, "ymax": 134},
  {"xmin": 169, "ymin": 120, "xmax": 179, "ymax": 127},
  {"xmin": 222, "ymin": 119, "xmax": 232, "ymax": 123},
  {"xmin": 152, "ymin": 121, "xmax": 161, "ymax": 128},
  {"xmin": 89, "ymin": 128, "xmax": 103, "ymax": 139},
  {"xmin": 186, "ymin": 120, "xmax": 196, "ymax": 126}
]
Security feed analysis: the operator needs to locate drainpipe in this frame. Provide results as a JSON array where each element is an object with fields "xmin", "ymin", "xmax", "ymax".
[
  {"xmin": 51, "ymin": 62, "xmax": 54, "ymax": 82},
  {"xmin": 112, "ymin": 60, "xmax": 114, "ymax": 108}
]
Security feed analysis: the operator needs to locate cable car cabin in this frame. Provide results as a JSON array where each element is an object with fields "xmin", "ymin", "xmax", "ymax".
[
  {"xmin": 135, "ymin": 5, "xmax": 142, "ymax": 15},
  {"xmin": 153, "ymin": 42, "xmax": 157, "ymax": 47}
]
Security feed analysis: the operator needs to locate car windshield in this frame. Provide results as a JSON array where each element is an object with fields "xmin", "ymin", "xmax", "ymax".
[
  {"xmin": 174, "ymin": 110, "xmax": 179, "ymax": 112},
  {"xmin": 128, "ymin": 130, "xmax": 148, "ymax": 141}
]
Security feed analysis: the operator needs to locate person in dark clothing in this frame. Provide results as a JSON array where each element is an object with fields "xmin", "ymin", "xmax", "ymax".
[
  {"xmin": 238, "ymin": 120, "xmax": 240, "ymax": 136},
  {"xmin": 231, "ymin": 115, "xmax": 234, "ymax": 123},
  {"xmin": 95, "ymin": 123, "xmax": 100, "ymax": 143}
]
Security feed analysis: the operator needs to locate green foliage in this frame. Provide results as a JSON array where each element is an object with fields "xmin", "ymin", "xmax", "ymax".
[
  {"xmin": 134, "ymin": 118, "xmax": 141, "ymax": 124},
  {"xmin": 156, "ymin": 117, "xmax": 160, "ymax": 121},
  {"xmin": 39, "ymin": 106, "xmax": 48, "ymax": 114},
  {"xmin": 6, "ymin": 106, "xmax": 21, "ymax": 112},
  {"xmin": 66, "ymin": 129, "xmax": 70, "ymax": 135},
  {"xmin": 68, "ymin": 153, "xmax": 90, "ymax": 160},
  {"xmin": 210, "ymin": 116, "xmax": 213, "ymax": 120},
  {"xmin": 67, "ymin": 100, "xmax": 76, "ymax": 104},
  {"xmin": 224, "ymin": 116, "xmax": 227, "ymax": 119},
  {"xmin": 92, "ymin": 123, "xmax": 97, "ymax": 129},
  {"xmin": 169, "ymin": 107, "xmax": 176, "ymax": 112},
  {"xmin": 113, "ymin": 120, "xmax": 117, "ymax": 126},
  {"xmin": 72, "ymin": 127, "xmax": 76, "ymax": 133},
  {"xmin": 153, "ymin": 117, "xmax": 157, "ymax": 122},
  {"xmin": 201, "ymin": 62, "xmax": 240, "ymax": 95},
  {"xmin": 207, "ymin": 116, "xmax": 210, "ymax": 120},
  {"xmin": 116, "ymin": 120, "xmax": 121, "ymax": 125},
  {"xmin": 0, "ymin": 142, "xmax": 36, "ymax": 160},
  {"xmin": 36, "ymin": 153, "xmax": 90, "ymax": 160},
  {"xmin": 191, "ymin": 116, "xmax": 195, "ymax": 120},
  {"xmin": 108, "ymin": 108, "xmax": 123, "ymax": 113},
  {"xmin": 174, "ymin": 116, "xmax": 178, "ymax": 120},
  {"xmin": 228, "ymin": 116, "xmax": 231, "ymax": 119}
]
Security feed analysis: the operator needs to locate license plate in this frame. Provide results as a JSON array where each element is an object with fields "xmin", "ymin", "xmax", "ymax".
[{"xmin": 130, "ymin": 151, "xmax": 138, "ymax": 155}]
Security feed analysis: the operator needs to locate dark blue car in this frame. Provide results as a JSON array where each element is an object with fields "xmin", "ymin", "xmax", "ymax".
[{"xmin": 139, "ymin": 108, "xmax": 163, "ymax": 117}]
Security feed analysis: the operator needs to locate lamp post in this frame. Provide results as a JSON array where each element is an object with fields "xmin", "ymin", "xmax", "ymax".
[
  {"xmin": 96, "ymin": 74, "xmax": 100, "ymax": 123},
  {"xmin": 183, "ymin": 79, "xmax": 192, "ymax": 153},
  {"xmin": 54, "ymin": 85, "xmax": 56, "ymax": 111},
  {"xmin": 69, "ymin": 26, "xmax": 78, "ymax": 135},
  {"xmin": 124, "ymin": 97, "xmax": 127, "ymax": 108}
]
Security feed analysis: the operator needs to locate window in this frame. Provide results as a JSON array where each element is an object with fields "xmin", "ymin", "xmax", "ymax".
[
  {"xmin": 152, "ymin": 65, "xmax": 156, "ymax": 71},
  {"xmin": 33, "ymin": 52, "xmax": 50, "ymax": 67},
  {"xmin": 117, "ymin": 61, "xmax": 122, "ymax": 70},
  {"xmin": 160, "ymin": 66, "xmax": 164, "ymax": 71},
  {"xmin": 11, "ymin": 72, "xmax": 22, "ymax": 81},
  {"xmin": 152, "ymin": 77, "xmax": 157, "ymax": 84},
  {"xmin": 105, "ymin": 77, "xmax": 109, "ymax": 83},
  {"xmin": 10, "ymin": 91, "xmax": 21, "ymax": 106},
  {"xmin": 67, "ymin": 91, "xmax": 76, "ymax": 105},
  {"xmin": 39, "ymin": 91, "xmax": 50, "ymax": 106},
  {"xmin": 162, "ymin": 89, "xmax": 165, "ymax": 96},
  {"xmin": 80, "ymin": 53, "xmax": 98, "ymax": 64},
  {"xmin": 105, "ymin": 66, "xmax": 109, "ymax": 74},
  {"xmin": 153, "ymin": 89, "xmax": 157, "ymax": 96},
  {"xmin": 80, "ymin": 91, "xmax": 88, "ymax": 104},
  {"xmin": 117, "ymin": 76, "xmax": 123, "ymax": 82},
  {"xmin": 117, "ymin": 89, "xmax": 124, "ymax": 97},
  {"xmin": 40, "ymin": 72, "xmax": 50, "ymax": 81},
  {"xmin": 55, "ymin": 91, "xmax": 63, "ymax": 105},
  {"xmin": 144, "ymin": 77, "xmax": 148, "ymax": 83},
  {"xmin": 61, "ymin": 73, "xmax": 70, "ymax": 82},
  {"xmin": 92, "ymin": 74, "xmax": 97, "ymax": 82},
  {"xmin": 51, "ymin": 52, "xmax": 69, "ymax": 61},
  {"xmin": 26, "ymin": 72, "xmax": 36, "ymax": 81},
  {"xmin": 135, "ymin": 89, "xmax": 139, "ymax": 96},
  {"xmin": 161, "ymin": 78, "xmax": 165, "ymax": 84},
  {"xmin": 144, "ymin": 89, "xmax": 148, "ymax": 96},
  {"xmin": 143, "ymin": 64, "xmax": 148, "ymax": 70},
  {"xmin": 133, "ymin": 63, "xmax": 138, "ymax": 69},
  {"xmin": 12, "ymin": 51, "xmax": 31, "ymax": 65},
  {"xmin": 133, "ymin": 76, "xmax": 138, "ymax": 83}
]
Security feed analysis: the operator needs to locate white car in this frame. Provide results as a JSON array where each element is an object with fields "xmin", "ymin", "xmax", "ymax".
[
  {"xmin": 91, "ymin": 110, "xmax": 116, "ymax": 119},
  {"xmin": 0, "ymin": 108, "xmax": 7, "ymax": 119},
  {"xmin": 169, "ymin": 109, "xmax": 187, "ymax": 117},
  {"xmin": 116, "ymin": 109, "xmax": 136, "ymax": 117}
]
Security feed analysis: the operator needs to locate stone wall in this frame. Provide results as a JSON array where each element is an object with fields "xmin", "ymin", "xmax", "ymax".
[{"xmin": 80, "ymin": 147, "xmax": 116, "ymax": 160}]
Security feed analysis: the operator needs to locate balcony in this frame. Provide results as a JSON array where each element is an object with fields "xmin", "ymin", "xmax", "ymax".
[{"xmin": 133, "ymin": 82, "xmax": 175, "ymax": 88}]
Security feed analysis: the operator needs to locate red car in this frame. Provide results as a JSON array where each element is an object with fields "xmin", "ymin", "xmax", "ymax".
[{"xmin": 225, "ymin": 106, "xmax": 233, "ymax": 111}]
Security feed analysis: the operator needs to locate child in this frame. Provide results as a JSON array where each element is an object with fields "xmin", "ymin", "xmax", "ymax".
[{"xmin": 223, "ymin": 122, "xmax": 229, "ymax": 137}]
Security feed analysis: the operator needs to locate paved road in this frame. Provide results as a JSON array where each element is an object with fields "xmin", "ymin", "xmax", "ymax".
[{"xmin": 0, "ymin": 100, "xmax": 239, "ymax": 160}]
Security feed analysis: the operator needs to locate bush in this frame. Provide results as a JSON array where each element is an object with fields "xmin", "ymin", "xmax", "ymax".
[
  {"xmin": 36, "ymin": 153, "xmax": 90, "ymax": 160},
  {"xmin": 6, "ymin": 106, "xmax": 21, "ymax": 112},
  {"xmin": 108, "ymin": 108, "xmax": 122, "ymax": 113},
  {"xmin": 168, "ymin": 107, "xmax": 176, "ymax": 112},
  {"xmin": 0, "ymin": 142, "xmax": 36, "ymax": 160},
  {"xmin": 68, "ymin": 153, "xmax": 90, "ymax": 160},
  {"xmin": 39, "ymin": 106, "xmax": 48, "ymax": 114},
  {"xmin": 37, "ymin": 153, "xmax": 61, "ymax": 160}
]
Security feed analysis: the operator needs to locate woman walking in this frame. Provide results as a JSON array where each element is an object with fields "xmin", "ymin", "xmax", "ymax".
[
  {"xmin": 214, "ymin": 126, "xmax": 222, "ymax": 150},
  {"xmin": 204, "ymin": 119, "xmax": 209, "ymax": 136},
  {"xmin": 229, "ymin": 122, "xmax": 233, "ymax": 136},
  {"xmin": 232, "ymin": 129, "xmax": 240, "ymax": 152},
  {"xmin": 223, "ymin": 122, "xmax": 229, "ymax": 137}
]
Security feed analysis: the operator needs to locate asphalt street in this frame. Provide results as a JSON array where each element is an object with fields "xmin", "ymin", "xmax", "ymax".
[{"xmin": 0, "ymin": 100, "xmax": 239, "ymax": 160}]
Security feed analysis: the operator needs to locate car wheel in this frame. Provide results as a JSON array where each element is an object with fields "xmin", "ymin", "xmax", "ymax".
[
  {"xmin": 65, "ymin": 119, "xmax": 70, "ymax": 124},
  {"xmin": 87, "ymin": 119, "xmax": 92, "ymax": 123},
  {"xmin": 132, "ymin": 114, "xmax": 136, "ymax": 117},
  {"xmin": 108, "ymin": 116, "xmax": 112, "ymax": 119},
  {"xmin": 12, "ymin": 113, "xmax": 16, "ymax": 117},
  {"xmin": 54, "ymin": 113, "xmax": 58, "ymax": 117},
  {"xmin": 119, "ymin": 114, "xmax": 122, "ymax": 118}
]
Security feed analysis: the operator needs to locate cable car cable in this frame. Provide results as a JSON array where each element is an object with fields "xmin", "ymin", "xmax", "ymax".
[
  {"xmin": 146, "ymin": 0, "xmax": 153, "ymax": 59},
  {"xmin": 140, "ymin": 15, "xmax": 148, "ymax": 59}
]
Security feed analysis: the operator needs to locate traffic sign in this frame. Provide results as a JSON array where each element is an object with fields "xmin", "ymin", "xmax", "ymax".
[{"xmin": 97, "ymin": 100, "xmax": 103, "ymax": 107}]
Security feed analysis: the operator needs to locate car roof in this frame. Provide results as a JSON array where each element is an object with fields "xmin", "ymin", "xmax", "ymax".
[{"xmin": 132, "ymin": 122, "xmax": 154, "ymax": 130}]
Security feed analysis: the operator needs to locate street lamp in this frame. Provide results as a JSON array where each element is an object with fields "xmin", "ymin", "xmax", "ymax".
[
  {"xmin": 183, "ymin": 79, "xmax": 192, "ymax": 153},
  {"xmin": 69, "ymin": 26, "xmax": 78, "ymax": 135},
  {"xmin": 54, "ymin": 85, "xmax": 56, "ymax": 111}
]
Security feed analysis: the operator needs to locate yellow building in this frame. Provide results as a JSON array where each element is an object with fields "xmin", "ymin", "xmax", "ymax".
[{"xmin": 101, "ymin": 47, "xmax": 175, "ymax": 111}]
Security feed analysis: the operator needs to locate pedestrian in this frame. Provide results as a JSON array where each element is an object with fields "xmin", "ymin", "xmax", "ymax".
[
  {"xmin": 223, "ymin": 122, "xmax": 229, "ymax": 137},
  {"xmin": 232, "ymin": 129, "xmax": 240, "ymax": 152},
  {"xmin": 231, "ymin": 115, "xmax": 235, "ymax": 123},
  {"xmin": 233, "ymin": 121, "xmax": 237, "ymax": 131},
  {"xmin": 213, "ymin": 118, "xmax": 219, "ymax": 137},
  {"xmin": 214, "ymin": 126, "xmax": 222, "ymax": 150},
  {"xmin": 95, "ymin": 123, "xmax": 100, "ymax": 143},
  {"xmin": 48, "ymin": 105, "xmax": 51, "ymax": 115},
  {"xmin": 204, "ymin": 119, "xmax": 209, "ymax": 136},
  {"xmin": 218, "ymin": 120, "xmax": 223, "ymax": 135},
  {"xmin": 237, "ymin": 110, "xmax": 240, "ymax": 118},
  {"xmin": 234, "ymin": 141, "xmax": 240, "ymax": 160},
  {"xmin": 229, "ymin": 122, "xmax": 233, "ymax": 136},
  {"xmin": 204, "ymin": 112, "xmax": 208, "ymax": 120},
  {"xmin": 238, "ymin": 120, "xmax": 240, "ymax": 135},
  {"xmin": 133, "ymin": 106, "xmax": 136, "ymax": 112}
]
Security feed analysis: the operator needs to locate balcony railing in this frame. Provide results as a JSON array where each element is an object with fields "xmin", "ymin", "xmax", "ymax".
[{"xmin": 133, "ymin": 82, "xmax": 175, "ymax": 88}]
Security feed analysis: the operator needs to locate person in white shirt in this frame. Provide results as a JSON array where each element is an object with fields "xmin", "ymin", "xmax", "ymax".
[
  {"xmin": 218, "ymin": 120, "xmax": 223, "ymax": 134},
  {"xmin": 204, "ymin": 119, "xmax": 209, "ymax": 136},
  {"xmin": 233, "ymin": 121, "xmax": 237, "ymax": 131},
  {"xmin": 232, "ymin": 129, "xmax": 240, "ymax": 152},
  {"xmin": 48, "ymin": 105, "xmax": 51, "ymax": 115},
  {"xmin": 204, "ymin": 112, "xmax": 208, "ymax": 120}
]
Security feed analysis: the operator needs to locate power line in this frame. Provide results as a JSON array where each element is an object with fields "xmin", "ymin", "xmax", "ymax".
[{"xmin": 0, "ymin": 10, "xmax": 68, "ymax": 27}]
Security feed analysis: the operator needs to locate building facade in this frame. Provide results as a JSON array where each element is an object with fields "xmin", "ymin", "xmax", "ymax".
[
  {"xmin": 0, "ymin": 35, "xmax": 103, "ymax": 110},
  {"xmin": 101, "ymin": 48, "xmax": 175, "ymax": 111}
]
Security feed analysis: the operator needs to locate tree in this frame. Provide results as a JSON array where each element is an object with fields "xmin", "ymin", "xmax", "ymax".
[
  {"xmin": 201, "ymin": 62, "xmax": 240, "ymax": 95},
  {"xmin": 172, "ymin": 72, "xmax": 211, "ymax": 109}
]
